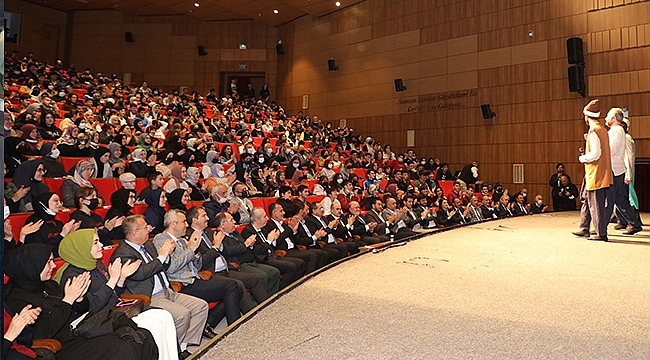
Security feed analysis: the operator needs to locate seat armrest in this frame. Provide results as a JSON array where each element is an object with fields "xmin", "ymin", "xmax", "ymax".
[
  {"xmin": 198, "ymin": 270, "xmax": 213, "ymax": 280},
  {"xmin": 120, "ymin": 293, "xmax": 152, "ymax": 306},
  {"xmin": 32, "ymin": 339, "xmax": 62, "ymax": 353}
]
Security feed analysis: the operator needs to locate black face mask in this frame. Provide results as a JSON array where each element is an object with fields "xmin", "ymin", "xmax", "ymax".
[
  {"xmin": 211, "ymin": 158, "xmax": 219, "ymax": 164},
  {"xmin": 239, "ymin": 191, "xmax": 249, "ymax": 198},
  {"xmin": 87, "ymin": 198, "xmax": 99, "ymax": 210}
]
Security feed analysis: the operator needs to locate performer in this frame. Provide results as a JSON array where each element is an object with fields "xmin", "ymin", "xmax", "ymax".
[
  {"xmin": 605, "ymin": 109, "xmax": 642, "ymax": 234},
  {"xmin": 573, "ymin": 100, "xmax": 614, "ymax": 241}
]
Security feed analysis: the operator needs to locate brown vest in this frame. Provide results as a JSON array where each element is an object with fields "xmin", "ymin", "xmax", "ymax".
[{"xmin": 585, "ymin": 122, "xmax": 613, "ymax": 190}]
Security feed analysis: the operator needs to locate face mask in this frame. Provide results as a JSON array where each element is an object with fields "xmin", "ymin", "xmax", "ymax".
[
  {"xmin": 240, "ymin": 191, "xmax": 249, "ymax": 198},
  {"xmin": 398, "ymin": 158, "xmax": 404, "ymax": 162},
  {"xmin": 48, "ymin": 85, "xmax": 54, "ymax": 90},
  {"xmin": 49, "ymin": 148, "xmax": 61, "ymax": 158},
  {"xmin": 87, "ymin": 198, "xmax": 99, "ymax": 210},
  {"xmin": 218, "ymin": 195, "xmax": 227, "ymax": 204},
  {"xmin": 336, "ymin": 178, "xmax": 343, "ymax": 184},
  {"xmin": 258, "ymin": 157, "xmax": 265, "ymax": 163},
  {"xmin": 217, "ymin": 170, "xmax": 225, "ymax": 178},
  {"xmin": 266, "ymin": 148, "xmax": 273, "ymax": 155},
  {"xmin": 522, "ymin": 193, "xmax": 527, "ymax": 198},
  {"xmin": 285, "ymin": 149, "xmax": 292, "ymax": 155},
  {"xmin": 79, "ymin": 123, "xmax": 86, "ymax": 130},
  {"xmin": 211, "ymin": 158, "xmax": 219, "ymax": 164},
  {"xmin": 26, "ymin": 139, "xmax": 38, "ymax": 144},
  {"xmin": 4, "ymin": 205, "xmax": 10, "ymax": 220},
  {"xmin": 327, "ymin": 163, "xmax": 333, "ymax": 169},
  {"xmin": 421, "ymin": 161, "xmax": 426, "ymax": 165},
  {"xmin": 536, "ymin": 200, "xmax": 543, "ymax": 206},
  {"xmin": 293, "ymin": 163, "xmax": 300, "ymax": 168},
  {"xmin": 247, "ymin": 148, "xmax": 256, "ymax": 154}
]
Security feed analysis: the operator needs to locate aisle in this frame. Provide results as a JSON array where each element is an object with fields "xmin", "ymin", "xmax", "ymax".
[{"xmin": 198, "ymin": 212, "xmax": 650, "ymax": 359}]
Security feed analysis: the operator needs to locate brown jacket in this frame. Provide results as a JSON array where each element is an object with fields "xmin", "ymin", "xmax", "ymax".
[{"xmin": 585, "ymin": 123, "xmax": 613, "ymax": 190}]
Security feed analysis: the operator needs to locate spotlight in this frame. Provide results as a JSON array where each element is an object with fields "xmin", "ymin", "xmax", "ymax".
[
  {"xmin": 335, "ymin": 1, "xmax": 341, "ymax": 6},
  {"xmin": 273, "ymin": 9, "xmax": 279, "ymax": 14},
  {"xmin": 193, "ymin": 2, "xmax": 199, "ymax": 7}
]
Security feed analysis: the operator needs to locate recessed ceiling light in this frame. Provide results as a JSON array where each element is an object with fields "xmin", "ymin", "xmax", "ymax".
[
  {"xmin": 273, "ymin": 9, "xmax": 279, "ymax": 14},
  {"xmin": 335, "ymin": 1, "xmax": 341, "ymax": 6},
  {"xmin": 194, "ymin": 2, "xmax": 199, "ymax": 7}
]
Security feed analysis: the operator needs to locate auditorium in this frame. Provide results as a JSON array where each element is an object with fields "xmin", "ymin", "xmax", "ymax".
[{"xmin": 2, "ymin": 0, "xmax": 649, "ymax": 359}]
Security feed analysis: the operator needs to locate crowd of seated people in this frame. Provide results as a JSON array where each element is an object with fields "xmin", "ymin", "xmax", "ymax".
[{"xmin": 3, "ymin": 51, "xmax": 558, "ymax": 359}]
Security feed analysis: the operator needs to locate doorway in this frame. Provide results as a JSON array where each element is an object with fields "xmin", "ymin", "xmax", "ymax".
[
  {"xmin": 634, "ymin": 159, "xmax": 649, "ymax": 212},
  {"xmin": 220, "ymin": 72, "xmax": 265, "ymax": 100}
]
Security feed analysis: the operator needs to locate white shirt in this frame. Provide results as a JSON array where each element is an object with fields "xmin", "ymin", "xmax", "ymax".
[
  {"xmin": 608, "ymin": 125, "xmax": 626, "ymax": 176},
  {"xmin": 624, "ymin": 134, "xmax": 636, "ymax": 182},
  {"xmin": 272, "ymin": 219, "xmax": 294, "ymax": 249},
  {"xmin": 579, "ymin": 121, "xmax": 602, "ymax": 164}
]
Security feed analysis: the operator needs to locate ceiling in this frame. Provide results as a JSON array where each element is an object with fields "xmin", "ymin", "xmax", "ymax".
[{"xmin": 28, "ymin": 0, "xmax": 365, "ymax": 26}]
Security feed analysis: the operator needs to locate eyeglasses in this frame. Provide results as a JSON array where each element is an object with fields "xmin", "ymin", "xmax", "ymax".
[{"xmin": 124, "ymin": 180, "xmax": 136, "ymax": 183}]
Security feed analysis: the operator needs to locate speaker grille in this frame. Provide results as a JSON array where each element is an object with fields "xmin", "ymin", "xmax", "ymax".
[{"xmin": 513, "ymin": 164, "xmax": 524, "ymax": 184}]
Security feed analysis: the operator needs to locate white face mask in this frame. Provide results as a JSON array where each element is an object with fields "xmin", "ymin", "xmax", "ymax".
[
  {"xmin": 4, "ymin": 205, "xmax": 10, "ymax": 220},
  {"xmin": 293, "ymin": 163, "xmax": 300, "ymax": 168},
  {"xmin": 327, "ymin": 163, "xmax": 333, "ymax": 169},
  {"xmin": 536, "ymin": 200, "xmax": 543, "ymax": 206},
  {"xmin": 336, "ymin": 178, "xmax": 343, "ymax": 184},
  {"xmin": 266, "ymin": 148, "xmax": 273, "ymax": 155},
  {"xmin": 79, "ymin": 123, "xmax": 86, "ymax": 130},
  {"xmin": 258, "ymin": 157, "xmax": 265, "ymax": 164},
  {"xmin": 49, "ymin": 148, "xmax": 61, "ymax": 158},
  {"xmin": 217, "ymin": 170, "xmax": 225, "ymax": 178},
  {"xmin": 218, "ymin": 195, "xmax": 227, "ymax": 204},
  {"xmin": 285, "ymin": 149, "xmax": 292, "ymax": 155},
  {"xmin": 247, "ymin": 148, "xmax": 256, "ymax": 154}
]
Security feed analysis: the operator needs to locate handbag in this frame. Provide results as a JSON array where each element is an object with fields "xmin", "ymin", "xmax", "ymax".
[{"xmin": 112, "ymin": 298, "xmax": 145, "ymax": 318}]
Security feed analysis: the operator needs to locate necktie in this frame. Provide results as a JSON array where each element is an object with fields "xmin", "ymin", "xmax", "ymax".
[
  {"xmin": 300, "ymin": 221, "xmax": 317, "ymax": 246},
  {"xmin": 139, "ymin": 245, "xmax": 170, "ymax": 289}
]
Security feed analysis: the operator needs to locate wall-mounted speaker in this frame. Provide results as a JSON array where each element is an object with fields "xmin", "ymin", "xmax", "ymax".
[
  {"xmin": 566, "ymin": 37, "xmax": 584, "ymax": 65},
  {"xmin": 198, "ymin": 45, "xmax": 207, "ymax": 56},
  {"xmin": 124, "ymin": 32, "xmax": 134, "ymax": 43},
  {"xmin": 394, "ymin": 78, "xmax": 407, "ymax": 92},
  {"xmin": 328, "ymin": 59, "xmax": 339, "ymax": 71},
  {"xmin": 568, "ymin": 65, "xmax": 586, "ymax": 97},
  {"xmin": 480, "ymin": 104, "xmax": 496, "ymax": 119}
]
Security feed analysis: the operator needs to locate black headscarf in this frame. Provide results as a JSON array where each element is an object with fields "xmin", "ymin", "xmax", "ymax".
[
  {"xmin": 32, "ymin": 192, "xmax": 58, "ymax": 221},
  {"xmin": 167, "ymin": 188, "xmax": 188, "ymax": 211},
  {"xmin": 12, "ymin": 160, "xmax": 50, "ymax": 205},
  {"xmin": 106, "ymin": 188, "xmax": 136, "ymax": 219},
  {"xmin": 144, "ymin": 189, "xmax": 166, "ymax": 234},
  {"xmin": 93, "ymin": 147, "xmax": 111, "ymax": 178},
  {"xmin": 39, "ymin": 142, "xmax": 67, "ymax": 178},
  {"xmin": 5, "ymin": 243, "xmax": 53, "ymax": 292}
]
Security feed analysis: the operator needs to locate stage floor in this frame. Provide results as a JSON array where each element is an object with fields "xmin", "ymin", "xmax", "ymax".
[{"xmin": 199, "ymin": 212, "xmax": 650, "ymax": 359}]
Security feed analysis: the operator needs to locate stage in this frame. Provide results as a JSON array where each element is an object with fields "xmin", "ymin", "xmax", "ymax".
[{"xmin": 196, "ymin": 211, "xmax": 650, "ymax": 359}]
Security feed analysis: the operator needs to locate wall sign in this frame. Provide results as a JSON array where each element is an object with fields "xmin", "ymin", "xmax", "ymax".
[{"xmin": 398, "ymin": 89, "xmax": 478, "ymax": 113}]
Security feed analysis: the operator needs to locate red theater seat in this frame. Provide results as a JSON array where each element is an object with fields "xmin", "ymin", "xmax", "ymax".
[
  {"xmin": 59, "ymin": 157, "xmax": 88, "ymax": 173},
  {"xmin": 8, "ymin": 213, "xmax": 33, "ymax": 240},
  {"xmin": 135, "ymin": 178, "xmax": 148, "ymax": 194},
  {"xmin": 90, "ymin": 178, "xmax": 118, "ymax": 205},
  {"xmin": 43, "ymin": 177, "xmax": 65, "ymax": 197}
]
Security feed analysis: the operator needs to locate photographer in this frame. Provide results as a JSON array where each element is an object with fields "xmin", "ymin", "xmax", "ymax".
[{"xmin": 552, "ymin": 175, "xmax": 578, "ymax": 211}]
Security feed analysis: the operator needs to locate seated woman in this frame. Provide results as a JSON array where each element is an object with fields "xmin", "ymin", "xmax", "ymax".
[
  {"xmin": 12, "ymin": 161, "xmax": 50, "ymax": 211},
  {"xmin": 185, "ymin": 167, "xmax": 208, "ymax": 201},
  {"xmin": 55, "ymin": 229, "xmax": 178, "ymax": 360},
  {"xmin": 61, "ymin": 160, "xmax": 104, "ymax": 208},
  {"xmin": 89, "ymin": 147, "xmax": 115, "ymax": 179},
  {"xmin": 107, "ymin": 142, "xmax": 127, "ymax": 177},
  {"xmin": 104, "ymin": 188, "xmax": 137, "ymax": 240},
  {"xmin": 38, "ymin": 112, "xmax": 63, "ymax": 141},
  {"xmin": 16, "ymin": 124, "xmax": 41, "ymax": 156},
  {"xmin": 57, "ymin": 124, "xmax": 91, "ymax": 158},
  {"xmin": 69, "ymin": 187, "xmax": 120, "ymax": 246},
  {"xmin": 4, "ymin": 243, "xmax": 157, "ymax": 360},
  {"xmin": 143, "ymin": 189, "xmax": 167, "ymax": 235},
  {"xmin": 167, "ymin": 188, "xmax": 190, "ymax": 211},
  {"xmin": 218, "ymin": 145, "xmax": 236, "ymax": 165},
  {"xmin": 127, "ymin": 148, "xmax": 156, "ymax": 178},
  {"xmin": 163, "ymin": 163, "xmax": 190, "ymax": 194},
  {"xmin": 40, "ymin": 142, "xmax": 67, "ymax": 178},
  {"xmin": 436, "ymin": 199, "xmax": 462, "ymax": 227},
  {"xmin": 24, "ymin": 193, "xmax": 80, "ymax": 257}
]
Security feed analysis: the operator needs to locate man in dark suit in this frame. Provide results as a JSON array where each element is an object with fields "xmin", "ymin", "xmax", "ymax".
[
  {"xmin": 186, "ymin": 206, "xmax": 264, "ymax": 310},
  {"xmin": 348, "ymin": 201, "xmax": 386, "ymax": 244},
  {"xmin": 264, "ymin": 202, "xmax": 322, "ymax": 273},
  {"xmin": 111, "ymin": 215, "xmax": 209, "ymax": 356},
  {"xmin": 495, "ymin": 195, "xmax": 514, "ymax": 218},
  {"xmin": 306, "ymin": 201, "xmax": 359, "ymax": 258},
  {"xmin": 367, "ymin": 197, "xmax": 415, "ymax": 240},
  {"xmin": 326, "ymin": 202, "xmax": 365, "ymax": 248},
  {"xmin": 293, "ymin": 199, "xmax": 336, "ymax": 264},
  {"xmin": 511, "ymin": 193, "xmax": 529, "ymax": 216},
  {"xmin": 152, "ymin": 209, "xmax": 244, "ymax": 328},
  {"xmin": 480, "ymin": 195, "xmax": 498, "ymax": 219},
  {"xmin": 204, "ymin": 183, "xmax": 241, "ymax": 227},
  {"xmin": 241, "ymin": 208, "xmax": 305, "ymax": 289}
]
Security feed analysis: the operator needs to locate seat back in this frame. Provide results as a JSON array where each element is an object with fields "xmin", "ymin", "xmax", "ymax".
[{"xmin": 90, "ymin": 178, "xmax": 118, "ymax": 205}]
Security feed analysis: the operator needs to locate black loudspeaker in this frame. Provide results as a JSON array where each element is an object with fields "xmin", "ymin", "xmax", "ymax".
[
  {"xmin": 328, "ymin": 59, "xmax": 339, "ymax": 71},
  {"xmin": 568, "ymin": 65, "xmax": 586, "ymax": 97},
  {"xmin": 480, "ymin": 104, "xmax": 496, "ymax": 119},
  {"xmin": 276, "ymin": 43, "xmax": 285, "ymax": 55},
  {"xmin": 124, "ymin": 32, "xmax": 134, "ymax": 43},
  {"xmin": 566, "ymin": 37, "xmax": 584, "ymax": 64},
  {"xmin": 394, "ymin": 78, "xmax": 406, "ymax": 92},
  {"xmin": 198, "ymin": 46, "xmax": 207, "ymax": 56}
]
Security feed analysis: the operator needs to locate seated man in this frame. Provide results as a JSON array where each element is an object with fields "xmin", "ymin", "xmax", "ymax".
[
  {"xmin": 495, "ymin": 195, "xmax": 514, "ymax": 218},
  {"xmin": 264, "ymin": 202, "xmax": 323, "ymax": 273},
  {"xmin": 413, "ymin": 195, "xmax": 438, "ymax": 229},
  {"xmin": 110, "ymin": 215, "xmax": 209, "ymax": 355},
  {"xmin": 446, "ymin": 181, "xmax": 462, "ymax": 204},
  {"xmin": 348, "ymin": 201, "xmax": 386, "ymax": 245},
  {"xmin": 241, "ymin": 207, "xmax": 305, "ymax": 289},
  {"xmin": 530, "ymin": 195, "xmax": 548, "ymax": 214},
  {"xmin": 367, "ymin": 197, "xmax": 416, "ymax": 240},
  {"xmin": 306, "ymin": 201, "xmax": 359, "ymax": 259},
  {"xmin": 380, "ymin": 197, "xmax": 417, "ymax": 237},
  {"xmin": 186, "ymin": 206, "xmax": 262, "ymax": 314},
  {"xmin": 511, "ymin": 193, "xmax": 530, "ymax": 216},
  {"xmin": 230, "ymin": 181, "xmax": 254, "ymax": 224},
  {"xmin": 401, "ymin": 194, "xmax": 430, "ymax": 230},
  {"xmin": 480, "ymin": 195, "xmax": 498, "ymax": 220},
  {"xmin": 466, "ymin": 196, "xmax": 484, "ymax": 222},
  {"xmin": 153, "ymin": 209, "xmax": 244, "ymax": 327},
  {"xmin": 204, "ymin": 183, "xmax": 241, "ymax": 227},
  {"xmin": 327, "ymin": 202, "xmax": 365, "ymax": 248},
  {"xmin": 294, "ymin": 200, "xmax": 341, "ymax": 262}
]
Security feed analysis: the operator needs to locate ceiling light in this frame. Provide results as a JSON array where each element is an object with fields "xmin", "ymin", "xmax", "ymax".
[
  {"xmin": 273, "ymin": 9, "xmax": 279, "ymax": 14},
  {"xmin": 335, "ymin": 1, "xmax": 341, "ymax": 6},
  {"xmin": 193, "ymin": 2, "xmax": 199, "ymax": 7}
]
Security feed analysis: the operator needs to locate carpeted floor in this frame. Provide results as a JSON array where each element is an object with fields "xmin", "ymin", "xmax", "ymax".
[{"xmin": 196, "ymin": 212, "xmax": 650, "ymax": 359}]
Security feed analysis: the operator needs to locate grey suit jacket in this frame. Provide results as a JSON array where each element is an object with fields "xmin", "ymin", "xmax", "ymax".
[
  {"xmin": 110, "ymin": 240, "xmax": 169, "ymax": 297},
  {"xmin": 364, "ymin": 209, "xmax": 391, "ymax": 235},
  {"xmin": 153, "ymin": 231, "xmax": 202, "ymax": 286}
]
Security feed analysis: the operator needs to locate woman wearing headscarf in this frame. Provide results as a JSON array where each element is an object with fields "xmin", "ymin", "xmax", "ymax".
[
  {"xmin": 12, "ymin": 160, "xmax": 50, "ymax": 211},
  {"xmin": 16, "ymin": 124, "xmax": 41, "ymax": 156},
  {"xmin": 4, "ymin": 244, "xmax": 152, "ymax": 360},
  {"xmin": 167, "ymin": 188, "xmax": 190, "ymax": 211},
  {"xmin": 104, "ymin": 188, "xmax": 136, "ymax": 240},
  {"xmin": 107, "ymin": 142, "xmax": 127, "ymax": 175},
  {"xmin": 127, "ymin": 148, "xmax": 156, "ymax": 178},
  {"xmin": 136, "ymin": 133, "xmax": 153, "ymax": 152},
  {"xmin": 89, "ymin": 147, "xmax": 113, "ymax": 179},
  {"xmin": 202, "ymin": 150, "xmax": 223, "ymax": 179},
  {"xmin": 143, "ymin": 189, "xmax": 167, "ymax": 235},
  {"xmin": 38, "ymin": 112, "xmax": 63, "ymax": 140},
  {"xmin": 57, "ymin": 124, "xmax": 80, "ymax": 157},
  {"xmin": 112, "ymin": 134, "xmax": 132, "ymax": 159},
  {"xmin": 185, "ymin": 167, "xmax": 208, "ymax": 201},
  {"xmin": 163, "ymin": 162, "xmax": 190, "ymax": 194},
  {"xmin": 55, "ymin": 229, "xmax": 178, "ymax": 360},
  {"xmin": 23, "ymin": 192, "xmax": 79, "ymax": 257},
  {"xmin": 69, "ymin": 187, "xmax": 120, "ymax": 246},
  {"xmin": 60, "ymin": 160, "xmax": 104, "ymax": 208},
  {"xmin": 39, "ymin": 142, "xmax": 67, "ymax": 177}
]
